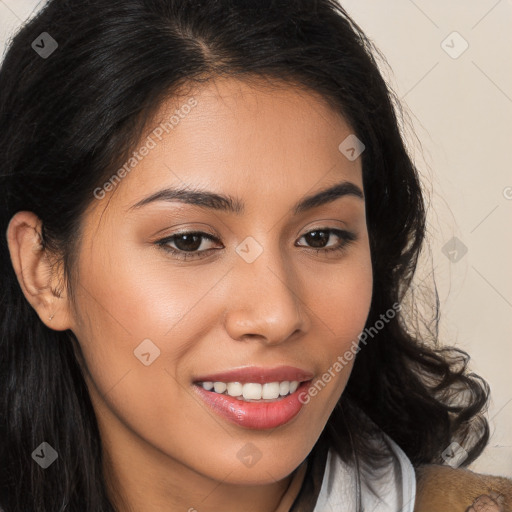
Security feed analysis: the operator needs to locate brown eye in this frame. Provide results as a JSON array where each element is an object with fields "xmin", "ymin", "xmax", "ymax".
[
  {"xmin": 171, "ymin": 233, "xmax": 205, "ymax": 252},
  {"xmin": 156, "ymin": 231, "xmax": 221, "ymax": 261},
  {"xmin": 156, "ymin": 228, "xmax": 357, "ymax": 262},
  {"xmin": 302, "ymin": 230, "xmax": 331, "ymax": 248},
  {"xmin": 296, "ymin": 228, "xmax": 357, "ymax": 255}
]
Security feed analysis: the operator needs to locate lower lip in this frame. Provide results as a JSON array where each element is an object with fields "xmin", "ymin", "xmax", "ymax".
[{"xmin": 192, "ymin": 381, "xmax": 312, "ymax": 430}]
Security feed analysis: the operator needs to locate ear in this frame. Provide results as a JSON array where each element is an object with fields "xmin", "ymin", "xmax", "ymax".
[{"xmin": 6, "ymin": 211, "xmax": 74, "ymax": 331}]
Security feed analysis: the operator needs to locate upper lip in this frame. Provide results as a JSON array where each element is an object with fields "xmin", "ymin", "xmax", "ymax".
[{"xmin": 193, "ymin": 365, "xmax": 314, "ymax": 384}]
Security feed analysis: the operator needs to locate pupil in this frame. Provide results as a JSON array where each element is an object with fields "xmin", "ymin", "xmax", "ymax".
[
  {"xmin": 306, "ymin": 230, "xmax": 328, "ymax": 248},
  {"xmin": 175, "ymin": 234, "xmax": 201, "ymax": 251}
]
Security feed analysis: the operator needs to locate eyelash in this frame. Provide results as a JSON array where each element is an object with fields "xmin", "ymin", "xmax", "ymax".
[{"xmin": 155, "ymin": 228, "xmax": 357, "ymax": 261}]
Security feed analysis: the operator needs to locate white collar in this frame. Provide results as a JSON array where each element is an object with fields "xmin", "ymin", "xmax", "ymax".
[{"xmin": 312, "ymin": 433, "xmax": 416, "ymax": 511}]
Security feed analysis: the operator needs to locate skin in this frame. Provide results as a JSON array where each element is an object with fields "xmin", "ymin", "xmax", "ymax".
[{"xmin": 7, "ymin": 77, "xmax": 373, "ymax": 512}]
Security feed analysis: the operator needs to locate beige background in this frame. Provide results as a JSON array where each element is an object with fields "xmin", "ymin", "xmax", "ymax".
[{"xmin": 1, "ymin": 0, "xmax": 510, "ymax": 476}]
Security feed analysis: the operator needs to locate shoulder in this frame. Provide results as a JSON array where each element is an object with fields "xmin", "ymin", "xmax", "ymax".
[{"xmin": 414, "ymin": 464, "xmax": 512, "ymax": 511}]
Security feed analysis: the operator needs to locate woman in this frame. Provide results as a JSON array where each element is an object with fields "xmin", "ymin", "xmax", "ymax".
[{"xmin": 0, "ymin": 0, "xmax": 510, "ymax": 511}]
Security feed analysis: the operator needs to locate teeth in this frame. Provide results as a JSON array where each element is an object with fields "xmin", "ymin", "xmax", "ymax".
[
  {"xmin": 243, "ymin": 383, "xmax": 262, "ymax": 400},
  {"xmin": 262, "ymin": 382, "xmax": 280, "ymax": 399},
  {"xmin": 227, "ymin": 382, "xmax": 243, "ymax": 396},
  {"xmin": 200, "ymin": 380, "xmax": 301, "ymax": 400},
  {"xmin": 279, "ymin": 381, "xmax": 290, "ymax": 395},
  {"xmin": 213, "ymin": 382, "xmax": 227, "ymax": 393}
]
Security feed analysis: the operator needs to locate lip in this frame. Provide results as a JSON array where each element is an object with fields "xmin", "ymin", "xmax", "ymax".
[
  {"xmin": 192, "ymin": 379, "xmax": 312, "ymax": 429},
  {"xmin": 192, "ymin": 365, "xmax": 314, "ymax": 384}
]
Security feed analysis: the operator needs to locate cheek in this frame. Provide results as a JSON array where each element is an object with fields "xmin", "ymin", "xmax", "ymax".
[
  {"xmin": 73, "ymin": 239, "xmax": 219, "ymax": 355},
  {"xmin": 69, "ymin": 237, "xmax": 237, "ymax": 434},
  {"xmin": 300, "ymin": 245, "xmax": 373, "ymax": 403},
  {"xmin": 305, "ymin": 245, "xmax": 373, "ymax": 342}
]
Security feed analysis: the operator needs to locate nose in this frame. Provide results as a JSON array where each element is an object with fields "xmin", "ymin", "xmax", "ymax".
[{"xmin": 223, "ymin": 242, "xmax": 310, "ymax": 346}]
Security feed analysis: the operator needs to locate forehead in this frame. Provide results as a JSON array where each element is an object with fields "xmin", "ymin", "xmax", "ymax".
[{"xmin": 90, "ymin": 76, "xmax": 362, "ymax": 220}]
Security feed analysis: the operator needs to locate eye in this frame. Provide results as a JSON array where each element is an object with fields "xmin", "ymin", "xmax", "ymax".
[
  {"xmin": 296, "ymin": 228, "xmax": 357, "ymax": 256},
  {"xmin": 155, "ymin": 227, "xmax": 358, "ymax": 261},
  {"xmin": 156, "ymin": 231, "xmax": 222, "ymax": 261}
]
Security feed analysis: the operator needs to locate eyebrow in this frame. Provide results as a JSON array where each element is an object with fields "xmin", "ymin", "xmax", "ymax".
[{"xmin": 128, "ymin": 180, "xmax": 364, "ymax": 215}]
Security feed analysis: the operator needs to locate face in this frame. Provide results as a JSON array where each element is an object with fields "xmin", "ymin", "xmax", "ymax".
[{"xmin": 26, "ymin": 77, "xmax": 373, "ymax": 493}]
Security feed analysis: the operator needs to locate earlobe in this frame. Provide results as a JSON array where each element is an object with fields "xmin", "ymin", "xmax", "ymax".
[{"xmin": 6, "ymin": 211, "xmax": 73, "ymax": 331}]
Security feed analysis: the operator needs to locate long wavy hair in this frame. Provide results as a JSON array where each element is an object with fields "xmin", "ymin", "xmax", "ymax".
[{"xmin": 0, "ymin": 0, "xmax": 490, "ymax": 510}]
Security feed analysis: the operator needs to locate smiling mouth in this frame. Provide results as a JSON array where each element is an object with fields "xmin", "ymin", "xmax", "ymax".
[
  {"xmin": 192, "ymin": 380, "xmax": 313, "ymax": 429},
  {"xmin": 193, "ymin": 379, "xmax": 310, "ymax": 402}
]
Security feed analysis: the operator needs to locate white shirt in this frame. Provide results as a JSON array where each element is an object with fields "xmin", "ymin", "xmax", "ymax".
[{"xmin": 313, "ymin": 433, "xmax": 416, "ymax": 511}]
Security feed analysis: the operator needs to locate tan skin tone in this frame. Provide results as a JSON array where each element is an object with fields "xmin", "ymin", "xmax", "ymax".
[{"xmin": 7, "ymin": 77, "xmax": 373, "ymax": 512}]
